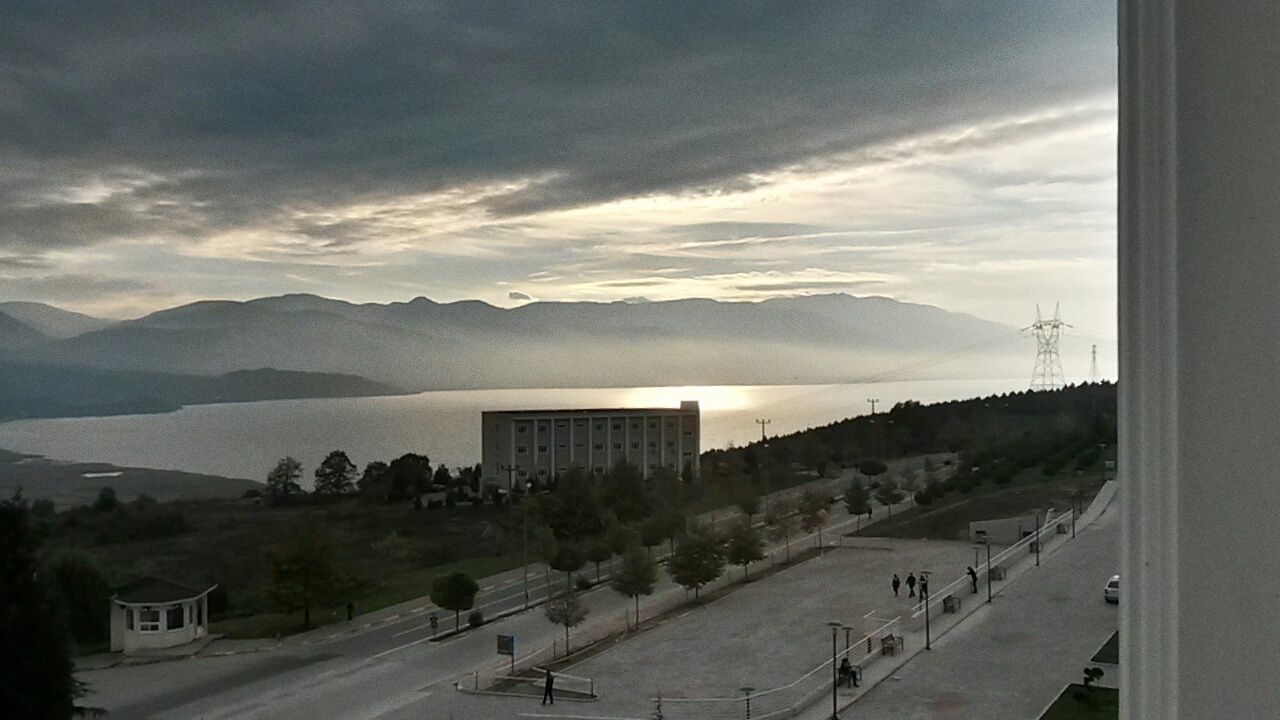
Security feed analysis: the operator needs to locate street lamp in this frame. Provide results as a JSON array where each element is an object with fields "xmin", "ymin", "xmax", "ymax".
[
  {"xmin": 827, "ymin": 621, "xmax": 845, "ymax": 719},
  {"xmin": 521, "ymin": 480, "xmax": 532, "ymax": 607},
  {"xmin": 1034, "ymin": 511, "xmax": 1042, "ymax": 567},
  {"xmin": 741, "ymin": 687, "xmax": 755, "ymax": 719},
  {"xmin": 920, "ymin": 571, "xmax": 932, "ymax": 650}
]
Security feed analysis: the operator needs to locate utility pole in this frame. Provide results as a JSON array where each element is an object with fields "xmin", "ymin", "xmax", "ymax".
[
  {"xmin": 755, "ymin": 418, "xmax": 771, "ymax": 443},
  {"xmin": 1026, "ymin": 303, "xmax": 1071, "ymax": 391},
  {"xmin": 985, "ymin": 541, "xmax": 992, "ymax": 603},
  {"xmin": 502, "ymin": 463, "xmax": 528, "ymax": 607},
  {"xmin": 1088, "ymin": 343, "xmax": 1100, "ymax": 383},
  {"xmin": 866, "ymin": 398, "xmax": 879, "ymax": 415},
  {"xmin": 921, "ymin": 572, "xmax": 932, "ymax": 650}
]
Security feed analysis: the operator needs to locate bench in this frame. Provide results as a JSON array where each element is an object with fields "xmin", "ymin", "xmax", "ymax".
[
  {"xmin": 943, "ymin": 595, "xmax": 961, "ymax": 613},
  {"xmin": 880, "ymin": 634, "xmax": 904, "ymax": 656}
]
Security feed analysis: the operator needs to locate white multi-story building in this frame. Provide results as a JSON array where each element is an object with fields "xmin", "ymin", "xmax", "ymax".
[{"xmin": 481, "ymin": 401, "xmax": 700, "ymax": 489}]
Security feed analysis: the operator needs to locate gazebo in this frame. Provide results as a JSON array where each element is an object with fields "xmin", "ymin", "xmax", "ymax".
[{"xmin": 109, "ymin": 576, "xmax": 217, "ymax": 654}]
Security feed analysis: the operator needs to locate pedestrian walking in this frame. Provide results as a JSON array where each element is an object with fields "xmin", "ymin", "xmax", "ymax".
[
  {"xmin": 891, "ymin": 573, "xmax": 901, "ymax": 597},
  {"xmin": 346, "ymin": 602, "xmax": 354, "ymax": 622},
  {"xmin": 967, "ymin": 566, "xmax": 978, "ymax": 593},
  {"xmin": 906, "ymin": 572, "xmax": 917, "ymax": 598},
  {"xmin": 542, "ymin": 669, "xmax": 555, "ymax": 705}
]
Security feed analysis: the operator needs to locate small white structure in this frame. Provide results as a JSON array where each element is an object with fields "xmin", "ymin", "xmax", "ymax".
[{"xmin": 109, "ymin": 576, "xmax": 216, "ymax": 654}]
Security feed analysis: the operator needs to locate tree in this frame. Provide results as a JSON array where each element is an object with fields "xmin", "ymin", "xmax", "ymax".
[
  {"xmin": 0, "ymin": 492, "xmax": 77, "ymax": 719},
  {"xmin": 430, "ymin": 572, "xmax": 480, "ymax": 632},
  {"xmin": 357, "ymin": 461, "xmax": 390, "ymax": 502},
  {"xmin": 544, "ymin": 589, "xmax": 589, "ymax": 654},
  {"xmin": 45, "ymin": 552, "xmax": 111, "ymax": 649},
  {"xmin": 844, "ymin": 478, "xmax": 871, "ymax": 516},
  {"xmin": 874, "ymin": 477, "xmax": 905, "ymax": 516},
  {"xmin": 667, "ymin": 523, "xmax": 725, "ymax": 601},
  {"xmin": 600, "ymin": 460, "xmax": 652, "ymax": 524},
  {"xmin": 313, "ymin": 450, "xmax": 357, "ymax": 496},
  {"xmin": 540, "ymin": 468, "xmax": 608, "ymax": 541},
  {"xmin": 386, "ymin": 453, "xmax": 431, "ymax": 503},
  {"xmin": 764, "ymin": 496, "xmax": 799, "ymax": 562},
  {"xmin": 798, "ymin": 488, "xmax": 830, "ymax": 549},
  {"xmin": 604, "ymin": 521, "xmax": 638, "ymax": 557},
  {"xmin": 548, "ymin": 542, "xmax": 585, "ymax": 593},
  {"xmin": 585, "ymin": 538, "xmax": 613, "ymax": 583},
  {"xmin": 93, "ymin": 486, "xmax": 118, "ymax": 513},
  {"xmin": 734, "ymin": 486, "xmax": 761, "ymax": 524},
  {"xmin": 857, "ymin": 458, "xmax": 888, "ymax": 479},
  {"xmin": 638, "ymin": 515, "xmax": 666, "ymax": 555},
  {"xmin": 724, "ymin": 519, "xmax": 766, "ymax": 580},
  {"xmin": 432, "ymin": 464, "xmax": 453, "ymax": 490},
  {"xmin": 266, "ymin": 519, "xmax": 356, "ymax": 629},
  {"xmin": 611, "ymin": 543, "xmax": 657, "ymax": 628},
  {"xmin": 266, "ymin": 457, "xmax": 304, "ymax": 504}
]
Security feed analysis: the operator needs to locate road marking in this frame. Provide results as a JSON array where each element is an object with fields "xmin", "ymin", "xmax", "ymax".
[{"xmin": 517, "ymin": 714, "xmax": 644, "ymax": 720}]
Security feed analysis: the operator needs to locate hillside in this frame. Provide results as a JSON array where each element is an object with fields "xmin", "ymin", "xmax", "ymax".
[
  {"xmin": 0, "ymin": 301, "xmax": 113, "ymax": 338},
  {"xmin": 3, "ymin": 293, "xmax": 1026, "ymax": 389},
  {"xmin": 0, "ymin": 363, "xmax": 406, "ymax": 422}
]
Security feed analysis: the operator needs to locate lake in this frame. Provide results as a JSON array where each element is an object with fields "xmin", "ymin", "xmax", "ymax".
[{"xmin": 0, "ymin": 379, "xmax": 1025, "ymax": 482}]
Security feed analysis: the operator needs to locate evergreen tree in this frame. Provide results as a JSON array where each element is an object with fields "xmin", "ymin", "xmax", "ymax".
[
  {"xmin": 266, "ymin": 519, "xmax": 357, "ymax": 628},
  {"xmin": 0, "ymin": 492, "xmax": 77, "ymax": 719},
  {"xmin": 844, "ymin": 478, "xmax": 871, "ymax": 516},
  {"xmin": 430, "ymin": 572, "xmax": 480, "ymax": 632},
  {"xmin": 600, "ymin": 460, "xmax": 652, "ymax": 524},
  {"xmin": 874, "ymin": 477, "xmax": 905, "ymax": 515},
  {"xmin": 45, "ymin": 552, "xmax": 111, "ymax": 649}
]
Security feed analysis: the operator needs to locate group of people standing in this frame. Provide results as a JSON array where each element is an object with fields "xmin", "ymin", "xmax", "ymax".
[{"xmin": 891, "ymin": 566, "xmax": 982, "ymax": 598}]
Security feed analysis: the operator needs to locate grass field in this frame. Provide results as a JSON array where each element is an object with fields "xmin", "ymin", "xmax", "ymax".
[
  {"xmin": 853, "ymin": 468, "xmax": 1109, "ymax": 541},
  {"xmin": 1040, "ymin": 684, "xmax": 1118, "ymax": 719}
]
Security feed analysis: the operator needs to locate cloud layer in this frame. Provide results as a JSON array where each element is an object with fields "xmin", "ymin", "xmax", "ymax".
[{"xmin": 0, "ymin": 1, "xmax": 1116, "ymax": 334}]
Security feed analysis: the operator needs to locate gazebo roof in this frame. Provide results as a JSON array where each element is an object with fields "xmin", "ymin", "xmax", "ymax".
[{"xmin": 113, "ymin": 576, "xmax": 216, "ymax": 605}]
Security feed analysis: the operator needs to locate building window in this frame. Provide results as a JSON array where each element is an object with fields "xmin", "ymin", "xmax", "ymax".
[
  {"xmin": 649, "ymin": 441, "xmax": 658, "ymax": 449},
  {"xmin": 575, "ymin": 442, "xmax": 585, "ymax": 449},
  {"xmin": 683, "ymin": 430, "xmax": 693, "ymax": 436},
  {"xmin": 631, "ymin": 442, "xmax": 640, "ymax": 450},
  {"xmin": 139, "ymin": 608, "xmax": 162, "ymax": 633},
  {"xmin": 556, "ymin": 421, "xmax": 567, "ymax": 428},
  {"xmin": 537, "ymin": 445, "xmax": 547, "ymax": 453},
  {"xmin": 556, "ymin": 466, "xmax": 567, "ymax": 474},
  {"xmin": 517, "ymin": 469, "xmax": 528, "ymax": 479},
  {"xmin": 594, "ymin": 466, "xmax": 604, "ymax": 474},
  {"xmin": 537, "ymin": 468, "xmax": 548, "ymax": 477},
  {"xmin": 125, "ymin": 608, "xmax": 134, "ymax": 630},
  {"xmin": 594, "ymin": 443, "xmax": 604, "ymax": 451},
  {"xmin": 166, "ymin": 606, "xmax": 185, "ymax": 630},
  {"xmin": 516, "ymin": 446, "xmax": 527, "ymax": 454},
  {"xmin": 613, "ymin": 443, "xmax": 623, "ymax": 450},
  {"xmin": 612, "ymin": 423, "xmax": 622, "ymax": 431},
  {"xmin": 594, "ymin": 423, "xmax": 604, "ymax": 431},
  {"xmin": 666, "ymin": 441, "xmax": 675, "ymax": 448},
  {"xmin": 557, "ymin": 443, "xmax": 567, "ymax": 450},
  {"xmin": 517, "ymin": 425, "xmax": 527, "ymax": 433},
  {"xmin": 631, "ymin": 422, "xmax": 640, "ymax": 430}
]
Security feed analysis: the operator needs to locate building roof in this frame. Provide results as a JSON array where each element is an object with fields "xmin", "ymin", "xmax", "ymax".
[
  {"xmin": 112, "ymin": 576, "xmax": 216, "ymax": 604},
  {"xmin": 484, "ymin": 406, "xmax": 697, "ymax": 416}
]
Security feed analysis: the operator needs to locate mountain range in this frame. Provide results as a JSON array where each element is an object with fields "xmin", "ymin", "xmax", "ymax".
[{"xmin": 0, "ymin": 293, "xmax": 1026, "ymax": 420}]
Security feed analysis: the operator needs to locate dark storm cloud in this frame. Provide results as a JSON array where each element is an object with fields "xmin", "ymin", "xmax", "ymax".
[{"xmin": 0, "ymin": 1, "xmax": 1115, "ymax": 253}]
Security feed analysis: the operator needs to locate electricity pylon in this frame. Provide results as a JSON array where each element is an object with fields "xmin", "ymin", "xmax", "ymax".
[
  {"xmin": 1088, "ymin": 344, "xmax": 1100, "ymax": 383},
  {"xmin": 1026, "ymin": 304, "xmax": 1070, "ymax": 391}
]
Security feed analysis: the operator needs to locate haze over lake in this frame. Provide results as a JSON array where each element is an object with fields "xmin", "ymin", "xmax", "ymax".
[{"xmin": 0, "ymin": 379, "xmax": 1027, "ymax": 483}]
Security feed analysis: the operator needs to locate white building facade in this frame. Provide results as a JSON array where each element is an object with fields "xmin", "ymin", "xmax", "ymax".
[{"xmin": 481, "ymin": 401, "xmax": 700, "ymax": 489}]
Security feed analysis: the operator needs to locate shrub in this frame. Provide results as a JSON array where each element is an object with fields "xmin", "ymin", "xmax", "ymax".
[
  {"xmin": 575, "ymin": 574, "xmax": 594, "ymax": 591},
  {"xmin": 468, "ymin": 610, "xmax": 484, "ymax": 628},
  {"xmin": 914, "ymin": 490, "xmax": 933, "ymax": 506}
]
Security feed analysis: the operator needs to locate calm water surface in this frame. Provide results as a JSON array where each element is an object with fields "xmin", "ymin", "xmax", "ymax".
[{"xmin": 0, "ymin": 380, "xmax": 1024, "ymax": 482}]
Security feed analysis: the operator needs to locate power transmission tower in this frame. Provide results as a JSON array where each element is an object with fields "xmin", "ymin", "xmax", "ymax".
[
  {"xmin": 867, "ymin": 397, "xmax": 879, "ymax": 415},
  {"xmin": 1088, "ymin": 344, "xmax": 1100, "ymax": 383},
  {"xmin": 755, "ymin": 418, "xmax": 771, "ymax": 442},
  {"xmin": 1026, "ymin": 303, "xmax": 1070, "ymax": 391}
]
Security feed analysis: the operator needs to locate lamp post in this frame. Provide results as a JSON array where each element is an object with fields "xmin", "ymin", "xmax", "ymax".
[
  {"xmin": 520, "ymin": 480, "xmax": 532, "ymax": 607},
  {"xmin": 1035, "ymin": 512, "xmax": 1042, "ymax": 567},
  {"xmin": 827, "ymin": 621, "xmax": 843, "ymax": 719},
  {"xmin": 741, "ymin": 687, "xmax": 755, "ymax": 719},
  {"xmin": 920, "ymin": 571, "xmax": 932, "ymax": 650},
  {"xmin": 986, "ymin": 540, "xmax": 993, "ymax": 603}
]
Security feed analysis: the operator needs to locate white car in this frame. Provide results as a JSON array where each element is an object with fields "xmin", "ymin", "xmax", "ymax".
[{"xmin": 1104, "ymin": 574, "xmax": 1120, "ymax": 603}]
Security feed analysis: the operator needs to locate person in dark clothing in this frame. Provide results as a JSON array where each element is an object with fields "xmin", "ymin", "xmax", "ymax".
[
  {"xmin": 542, "ymin": 669, "xmax": 555, "ymax": 705},
  {"xmin": 891, "ymin": 574, "xmax": 901, "ymax": 597},
  {"xmin": 967, "ymin": 566, "xmax": 979, "ymax": 593},
  {"xmin": 906, "ymin": 572, "xmax": 917, "ymax": 598},
  {"xmin": 346, "ymin": 602, "xmax": 354, "ymax": 622},
  {"xmin": 838, "ymin": 657, "xmax": 857, "ymax": 688}
]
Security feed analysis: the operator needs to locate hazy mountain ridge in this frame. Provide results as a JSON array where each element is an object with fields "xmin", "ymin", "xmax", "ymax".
[
  {"xmin": 0, "ymin": 362, "xmax": 405, "ymax": 422},
  {"xmin": 2, "ymin": 293, "xmax": 1025, "ymax": 390},
  {"xmin": 0, "ymin": 301, "xmax": 113, "ymax": 338}
]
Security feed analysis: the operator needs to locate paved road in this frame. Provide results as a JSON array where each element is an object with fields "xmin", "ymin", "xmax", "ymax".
[{"xmin": 834, "ymin": 498, "xmax": 1120, "ymax": 720}]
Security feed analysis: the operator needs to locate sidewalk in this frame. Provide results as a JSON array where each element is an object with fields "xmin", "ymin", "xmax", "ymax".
[{"xmin": 793, "ymin": 481, "xmax": 1119, "ymax": 720}]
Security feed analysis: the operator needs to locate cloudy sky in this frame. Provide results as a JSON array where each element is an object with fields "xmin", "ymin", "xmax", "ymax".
[{"xmin": 0, "ymin": 1, "xmax": 1116, "ymax": 336}]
